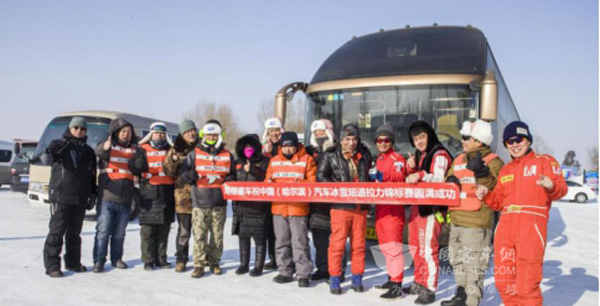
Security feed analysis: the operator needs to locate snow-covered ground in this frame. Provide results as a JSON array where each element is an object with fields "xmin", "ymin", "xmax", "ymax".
[{"xmin": 0, "ymin": 187, "xmax": 597, "ymax": 306}]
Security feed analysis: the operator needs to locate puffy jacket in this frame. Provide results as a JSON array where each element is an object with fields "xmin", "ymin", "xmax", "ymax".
[
  {"xmin": 484, "ymin": 150, "xmax": 567, "ymax": 216},
  {"xmin": 265, "ymin": 144, "xmax": 317, "ymax": 217},
  {"xmin": 46, "ymin": 129, "xmax": 97, "ymax": 206},
  {"xmin": 95, "ymin": 118, "xmax": 139, "ymax": 205},
  {"xmin": 133, "ymin": 142, "xmax": 175, "ymax": 225},
  {"xmin": 163, "ymin": 134, "xmax": 197, "ymax": 214},
  {"xmin": 306, "ymin": 140, "xmax": 336, "ymax": 230},
  {"xmin": 316, "ymin": 143, "xmax": 373, "ymax": 210},
  {"xmin": 180, "ymin": 141, "xmax": 236, "ymax": 208},
  {"xmin": 447, "ymin": 146, "xmax": 504, "ymax": 228},
  {"xmin": 232, "ymin": 134, "xmax": 271, "ymax": 237}
]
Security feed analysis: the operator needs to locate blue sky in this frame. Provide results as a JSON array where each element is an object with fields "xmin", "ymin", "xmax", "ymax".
[{"xmin": 0, "ymin": 0, "xmax": 597, "ymax": 167}]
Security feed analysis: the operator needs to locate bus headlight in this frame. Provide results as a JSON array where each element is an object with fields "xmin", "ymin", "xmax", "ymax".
[{"xmin": 29, "ymin": 182, "xmax": 44, "ymax": 194}]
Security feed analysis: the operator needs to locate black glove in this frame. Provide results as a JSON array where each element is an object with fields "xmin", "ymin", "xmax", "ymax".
[
  {"xmin": 129, "ymin": 148, "xmax": 148, "ymax": 175},
  {"xmin": 86, "ymin": 194, "xmax": 97, "ymax": 210},
  {"xmin": 184, "ymin": 169, "xmax": 199, "ymax": 184},
  {"xmin": 446, "ymin": 175, "xmax": 462, "ymax": 189},
  {"xmin": 466, "ymin": 152, "xmax": 490, "ymax": 178}
]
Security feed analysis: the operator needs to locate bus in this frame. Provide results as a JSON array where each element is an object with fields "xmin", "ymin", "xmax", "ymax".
[
  {"xmin": 274, "ymin": 25, "xmax": 520, "ymax": 241},
  {"xmin": 28, "ymin": 110, "xmax": 178, "ymax": 218}
]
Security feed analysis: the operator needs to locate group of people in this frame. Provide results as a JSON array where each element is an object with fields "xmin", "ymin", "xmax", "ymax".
[{"xmin": 41, "ymin": 114, "xmax": 567, "ymax": 306}]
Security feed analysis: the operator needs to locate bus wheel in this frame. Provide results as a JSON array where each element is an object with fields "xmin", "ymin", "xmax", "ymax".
[{"xmin": 129, "ymin": 192, "xmax": 141, "ymax": 221}]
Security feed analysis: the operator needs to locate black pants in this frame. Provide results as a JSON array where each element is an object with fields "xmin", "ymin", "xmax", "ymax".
[
  {"xmin": 43, "ymin": 203, "xmax": 86, "ymax": 273},
  {"xmin": 312, "ymin": 228, "xmax": 330, "ymax": 272},
  {"xmin": 174, "ymin": 213, "xmax": 192, "ymax": 263},
  {"xmin": 266, "ymin": 215, "xmax": 276, "ymax": 262},
  {"xmin": 140, "ymin": 223, "xmax": 171, "ymax": 264}
]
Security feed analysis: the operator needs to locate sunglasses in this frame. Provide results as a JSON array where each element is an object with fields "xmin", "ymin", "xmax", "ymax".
[
  {"xmin": 461, "ymin": 136, "xmax": 473, "ymax": 141},
  {"xmin": 505, "ymin": 136, "xmax": 525, "ymax": 145},
  {"xmin": 375, "ymin": 138, "xmax": 391, "ymax": 144},
  {"xmin": 72, "ymin": 126, "xmax": 87, "ymax": 131}
]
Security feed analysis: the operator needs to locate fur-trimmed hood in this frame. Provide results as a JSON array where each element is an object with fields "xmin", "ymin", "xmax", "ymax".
[{"xmin": 235, "ymin": 134, "xmax": 264, "ymax": 163}]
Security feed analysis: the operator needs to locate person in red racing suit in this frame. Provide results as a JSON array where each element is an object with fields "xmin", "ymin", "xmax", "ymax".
[
  {"xmin": 477, "ymin": 121, "xmax": 567, "ymax": 306},
  {"xmin": 404, "ymin": 120, "xmax": 452, "ymax": 305},
  {"xmin": 371, "ymin": 123, "xmax": 408, "ymax": 300}
]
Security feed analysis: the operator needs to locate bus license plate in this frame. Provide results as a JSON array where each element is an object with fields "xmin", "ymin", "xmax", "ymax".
[{"xmin": 21, "ymin": 177, "xmax": 29, "ymax": 183}]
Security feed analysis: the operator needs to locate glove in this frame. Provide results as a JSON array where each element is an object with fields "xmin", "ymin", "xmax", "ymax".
[
  {"xmin": 86, "ymin": 194, "xmax": 97, "ymax": 210},
  {"xmin": 466, "ymin": 152, "xmax": 490, "ymax": 178},
  {"xmin": 368, "ymin": 167, "xmax": 383, "ymax": 182},
  {"xmin": 446, "ymin": 175, "xmax": 461, "ymax": 189},
  {"xmin": 184, "ymin": 170, "xmax": 199, "ymax": 184},
  {"xmin": 206, "ymin": 175, "xmax": 220, "ymax": 185}
]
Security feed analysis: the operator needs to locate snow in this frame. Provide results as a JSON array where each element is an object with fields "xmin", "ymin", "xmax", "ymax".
[{"xmin": 0, "ymin": 187, "xmax": 597, "ymax": 306}]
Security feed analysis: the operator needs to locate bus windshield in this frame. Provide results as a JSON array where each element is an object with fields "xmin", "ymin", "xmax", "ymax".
[
  {"xmin": 14, "ymin": 144, "xmax": 37, "ymax": 163},
  {"xmin": 306, "ymin": 84, "xmax": 478, "ymax": 157},
  {"xmin": 33, "ymin": 116, "xmax": 111, "ymax": 158}
]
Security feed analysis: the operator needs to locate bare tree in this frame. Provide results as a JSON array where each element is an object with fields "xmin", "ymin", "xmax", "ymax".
[
  {"xmin": 182, "ymin": 99, "xmax": 242, "ymax": 149},
  {"xmin": 256, "ymin": 96, "xmax": 305, "ymax": 134},
  {"xmin": 588, "ymin": 145, "xmax": 599, "ymax": 169},
  {"xmin": 531, "ymin": 134, "xmax": 554, "ymax": 155}
]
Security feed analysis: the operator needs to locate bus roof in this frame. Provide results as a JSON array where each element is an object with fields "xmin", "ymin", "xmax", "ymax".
[{"xmin": 310, "ymin": 26, "xmax": 488, "ymax": 84}]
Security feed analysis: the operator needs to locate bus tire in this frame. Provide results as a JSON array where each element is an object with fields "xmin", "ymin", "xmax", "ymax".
[{"xmin": 129, "ymin": 191, "xmax": 141, "ymax": 221}]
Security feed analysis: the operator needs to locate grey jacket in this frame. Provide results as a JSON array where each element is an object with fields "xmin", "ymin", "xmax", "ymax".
[{"xmin": 180, "ymin": 142, "xmax": 236, "ymax": 208}]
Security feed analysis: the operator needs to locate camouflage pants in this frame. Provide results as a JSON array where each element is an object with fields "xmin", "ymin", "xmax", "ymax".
[{"xmin": 192, "ymin": 206, "xmax": 227, "ymax": 268}]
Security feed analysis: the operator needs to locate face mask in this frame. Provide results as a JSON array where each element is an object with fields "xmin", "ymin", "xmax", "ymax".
[
  {"xmin": 205, "ymin": 139, "xmax": 217, "ymax": 146},
  {"xmin": 243, "ymin": 147, "xmax": 255, "ymax": 159},
  {"xmin": 316, "ymin": 137, "xmax": 327, "ymax": 148},
  {"xmin": 283, "ymin": 153, "xmax": 294, "ymax": 160},
  {"xmin": 150, "ymin": 139, "xmax": 167, "ymax": 149}
]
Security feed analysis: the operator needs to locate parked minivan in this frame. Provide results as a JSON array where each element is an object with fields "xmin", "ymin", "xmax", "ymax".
[
  {"xmin": 10, "ymin": 139, "xmax": 38, "ymax": 192},
  {"xmin": 0, "ymin": 140, "xmax": 14, "ymax": 187}
]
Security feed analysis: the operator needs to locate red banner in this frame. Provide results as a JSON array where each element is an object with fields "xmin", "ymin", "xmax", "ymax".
[{"xmin": 221, "ymin": 182, "xmax": 459, "ymax": 206}]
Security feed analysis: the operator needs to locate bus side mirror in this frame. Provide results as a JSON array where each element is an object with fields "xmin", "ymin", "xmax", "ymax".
[
  {"xmin": 13, "ymin": 143, "xmax": 20, "ymax": 155},
  {"xmin": 275, "ymin": 82, "xmax": 309, "ymax": 126},
  {"xmin": 480, "ymin": 69, "xmax": 498, "ymax": 121}
]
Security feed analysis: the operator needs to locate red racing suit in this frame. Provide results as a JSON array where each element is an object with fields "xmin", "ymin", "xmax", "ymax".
[
  {"xmin": 484, "ymin": 150, "xmax": 567, "ymax": 306},
  {"xmin": 406, "ymin": 149, "xmax": 451, "ymax": 291},
  {"xmin": 375, "ymin": 150, "xmax": 407, "ymax": 283}
]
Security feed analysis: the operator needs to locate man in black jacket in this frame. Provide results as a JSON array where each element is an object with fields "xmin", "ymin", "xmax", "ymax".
[
  {"xmin": 317, "ymin": 123, "xmax": 373, "ymax": 294},
  {"xmin": 42, "ymin": 117, "xmax": 97, "ymax": 277}
]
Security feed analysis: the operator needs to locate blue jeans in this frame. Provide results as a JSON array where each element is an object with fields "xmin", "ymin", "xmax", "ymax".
[{"xmin": 93, "ymin": 201, "xmax": 131, "ymax": 264}]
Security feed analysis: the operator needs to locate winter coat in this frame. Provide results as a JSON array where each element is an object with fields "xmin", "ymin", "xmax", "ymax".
[
  {"xmin": 375, "ymin": 150, "xmax": 407, "ymax": 216},
  {"xmin": 162, "ymin": 134, "xmax": 197, "ymax": 214},
  {"xmin": 316, "ymin": 143, "xmax": 373, "ymax": 211},
  {"xmin": 406, "ymin": 121, "xmax": 452, "ymax": 217},
  {"xmin": 232, "ymin": 134, "xmax": 271, "ymax": 238},
  {"xmin": 130, "ymin": 142, "xmax": 176, "ymax": 225},
  {"xmin": 306, "ymin": 140, "xmax": 335, "ymax": 230},
  {"xmin": 45, "ymin": 129, "xmax": 97, "ymax": 206},
  {"xmin": 265, "ymin": 144, "xmax": 317, "ymax": 217},
  {"xmin": 180, "ymin": 141, "xmax": 236, "ymax": 208},
  {"xmin": 446, "ymin": 146, "xmax": 504, "ymax": 229},
  {"xmin": 95, "ymin": 118, "xmax": 139, "ymax": 205}
]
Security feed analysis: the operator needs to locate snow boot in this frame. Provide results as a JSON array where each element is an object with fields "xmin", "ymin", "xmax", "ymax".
[
  {"xmin": 175, "ymin": 262, "xmax": 186, "ymax": 273},
  {"xmin": 265, "ymin": 237, "xmax": 277, "ymax": 270},
  {"xmin": 191, "ymin": 267, "xmax": 205, "ymax": 278},
  {"xmin": 375, "ymin": 276, "xmax": 392, "ymax": 290},
  {"xmin": 144, "ymin": 263, "xmax": 154, "ymax": 271},
  {"xmin": 47, "ymin": 270, "xmax": 64, "ymax": 278},
  {"xmin": 156, "ymin": 259, "xmax": 171, "ymax": 269},
  {"xmin": 351, "ymin": 274, "xmax": 364, "ymax": 292},
  {"xmin": 273, "ymin": 274, "xmax": 294, "ymax": 284},
  {"xmin": 111, "ymin": 259, "xmax": 128, "ymax": 269},
  {"xmin": 250, "ymin": 240, "xmax": 266, "ymax": 277},
  {"xmin": 92, "ymin": 262, "xmax": 104, "ymax": 273},
  {"xmin": 380, "ymin": 282, "xmax": 404, "ymax": 300},
  {"xmin": 329, "ymin": 276, "xmax": 342, "ymax": 295},
  {"xmin": 311, "ymin": 270, "xmax": 329, "ymax": 281},
  {"xmin": 298, "ymin": 278, "xmax": 310, "ymax": 288},
  {"xmin": 236, "ymin": 237, "xmax": 251, "ymax": 275},
  {"xmin": 441, "ymin": 286, "xmax": 466, "ymax": 306},
  {"xmin": 414, "ymin": 287, "xmax": 436, "ymax": 305},
  {"xmin": 326, "ymin": 272, "xmax": 345, "ymax": 284}
]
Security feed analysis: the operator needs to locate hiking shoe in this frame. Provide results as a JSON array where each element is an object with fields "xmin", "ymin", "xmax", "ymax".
[
  {"xmin": 441, "ymin": 286, "xmax": 466, "ymax": 306},
  {"xmin": 415, "ymin": 287, "xmax": 436, "ymax": 305},
  {"xmin": 375, "ymin": 277, "xmax": 392, "ymax": 290},
  {"xmin": 144, "ymin": 263, "xmax": 154, "ymax": 271},
  {"xmin": 380, "ymin": 282, "xmax": 404, "ymax": 300},
  {"xmin": 175, "ymin": 262, "xmax": 186, "ymax": 273},
  {"xmin": 156, "ymin": 260, "xmax": 171, "ymax": 269},
  {"xmin": 92, "ymin": 262, "xmax": 105, "ymax": 273},
  {"xmin": 403, "ymin": 282, "xmax": 423, "ymax": 295},
  {"xmin": 249, "ymin": 266, "xmax": 263, "ymax": 277},
  {"xmin": 264, "ymin": 260, "xmax": 277, "ymax": 270},
  {"xmin": 298, "ymin": 278, "xmax": 310, "ymax": 288},
  {"xmin": 191, "ymin": 267, "xmax": 205, "ymax": 278},
  {"xmin": 273, "ymin": 274, "xmax": 294, "ymax": 284},
  {"xmin": 111, "ymin": 260, "xmax": 128, "ymax": 269},
  {"xmin": 311, "ymin": 270, "xmax": 329, "ymax": 281},
  {"xmin": 210, "ymin": 264, "xmax": 222, "ymax": 275},
  {"xmin": 236, "ymin": 265, "xmax": 249, "ymax": 275}
]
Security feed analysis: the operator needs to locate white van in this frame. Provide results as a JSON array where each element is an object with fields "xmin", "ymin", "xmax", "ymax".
[{"xmin": 0, "ymin": 140, "xmax": 14, "ymax": 186}]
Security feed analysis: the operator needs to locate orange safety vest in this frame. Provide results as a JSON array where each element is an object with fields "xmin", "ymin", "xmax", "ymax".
[
  {"xmin": 140, "ymin": 143, "xmax": 175, "ymax": 186},
  {"xmin": 451, "ymin": 152, "xmax": 498, "ymax": 211},
  {"xmin": 194, "ymin": 148, "xmax": 231, "ymax": 188},
  {"xmin": 101, "ymin": 144, "xmax": 135, "ymax": 181},
  {"xmin": 270, "ymin": 155, "xmax": 310, "ymax": 216}
]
